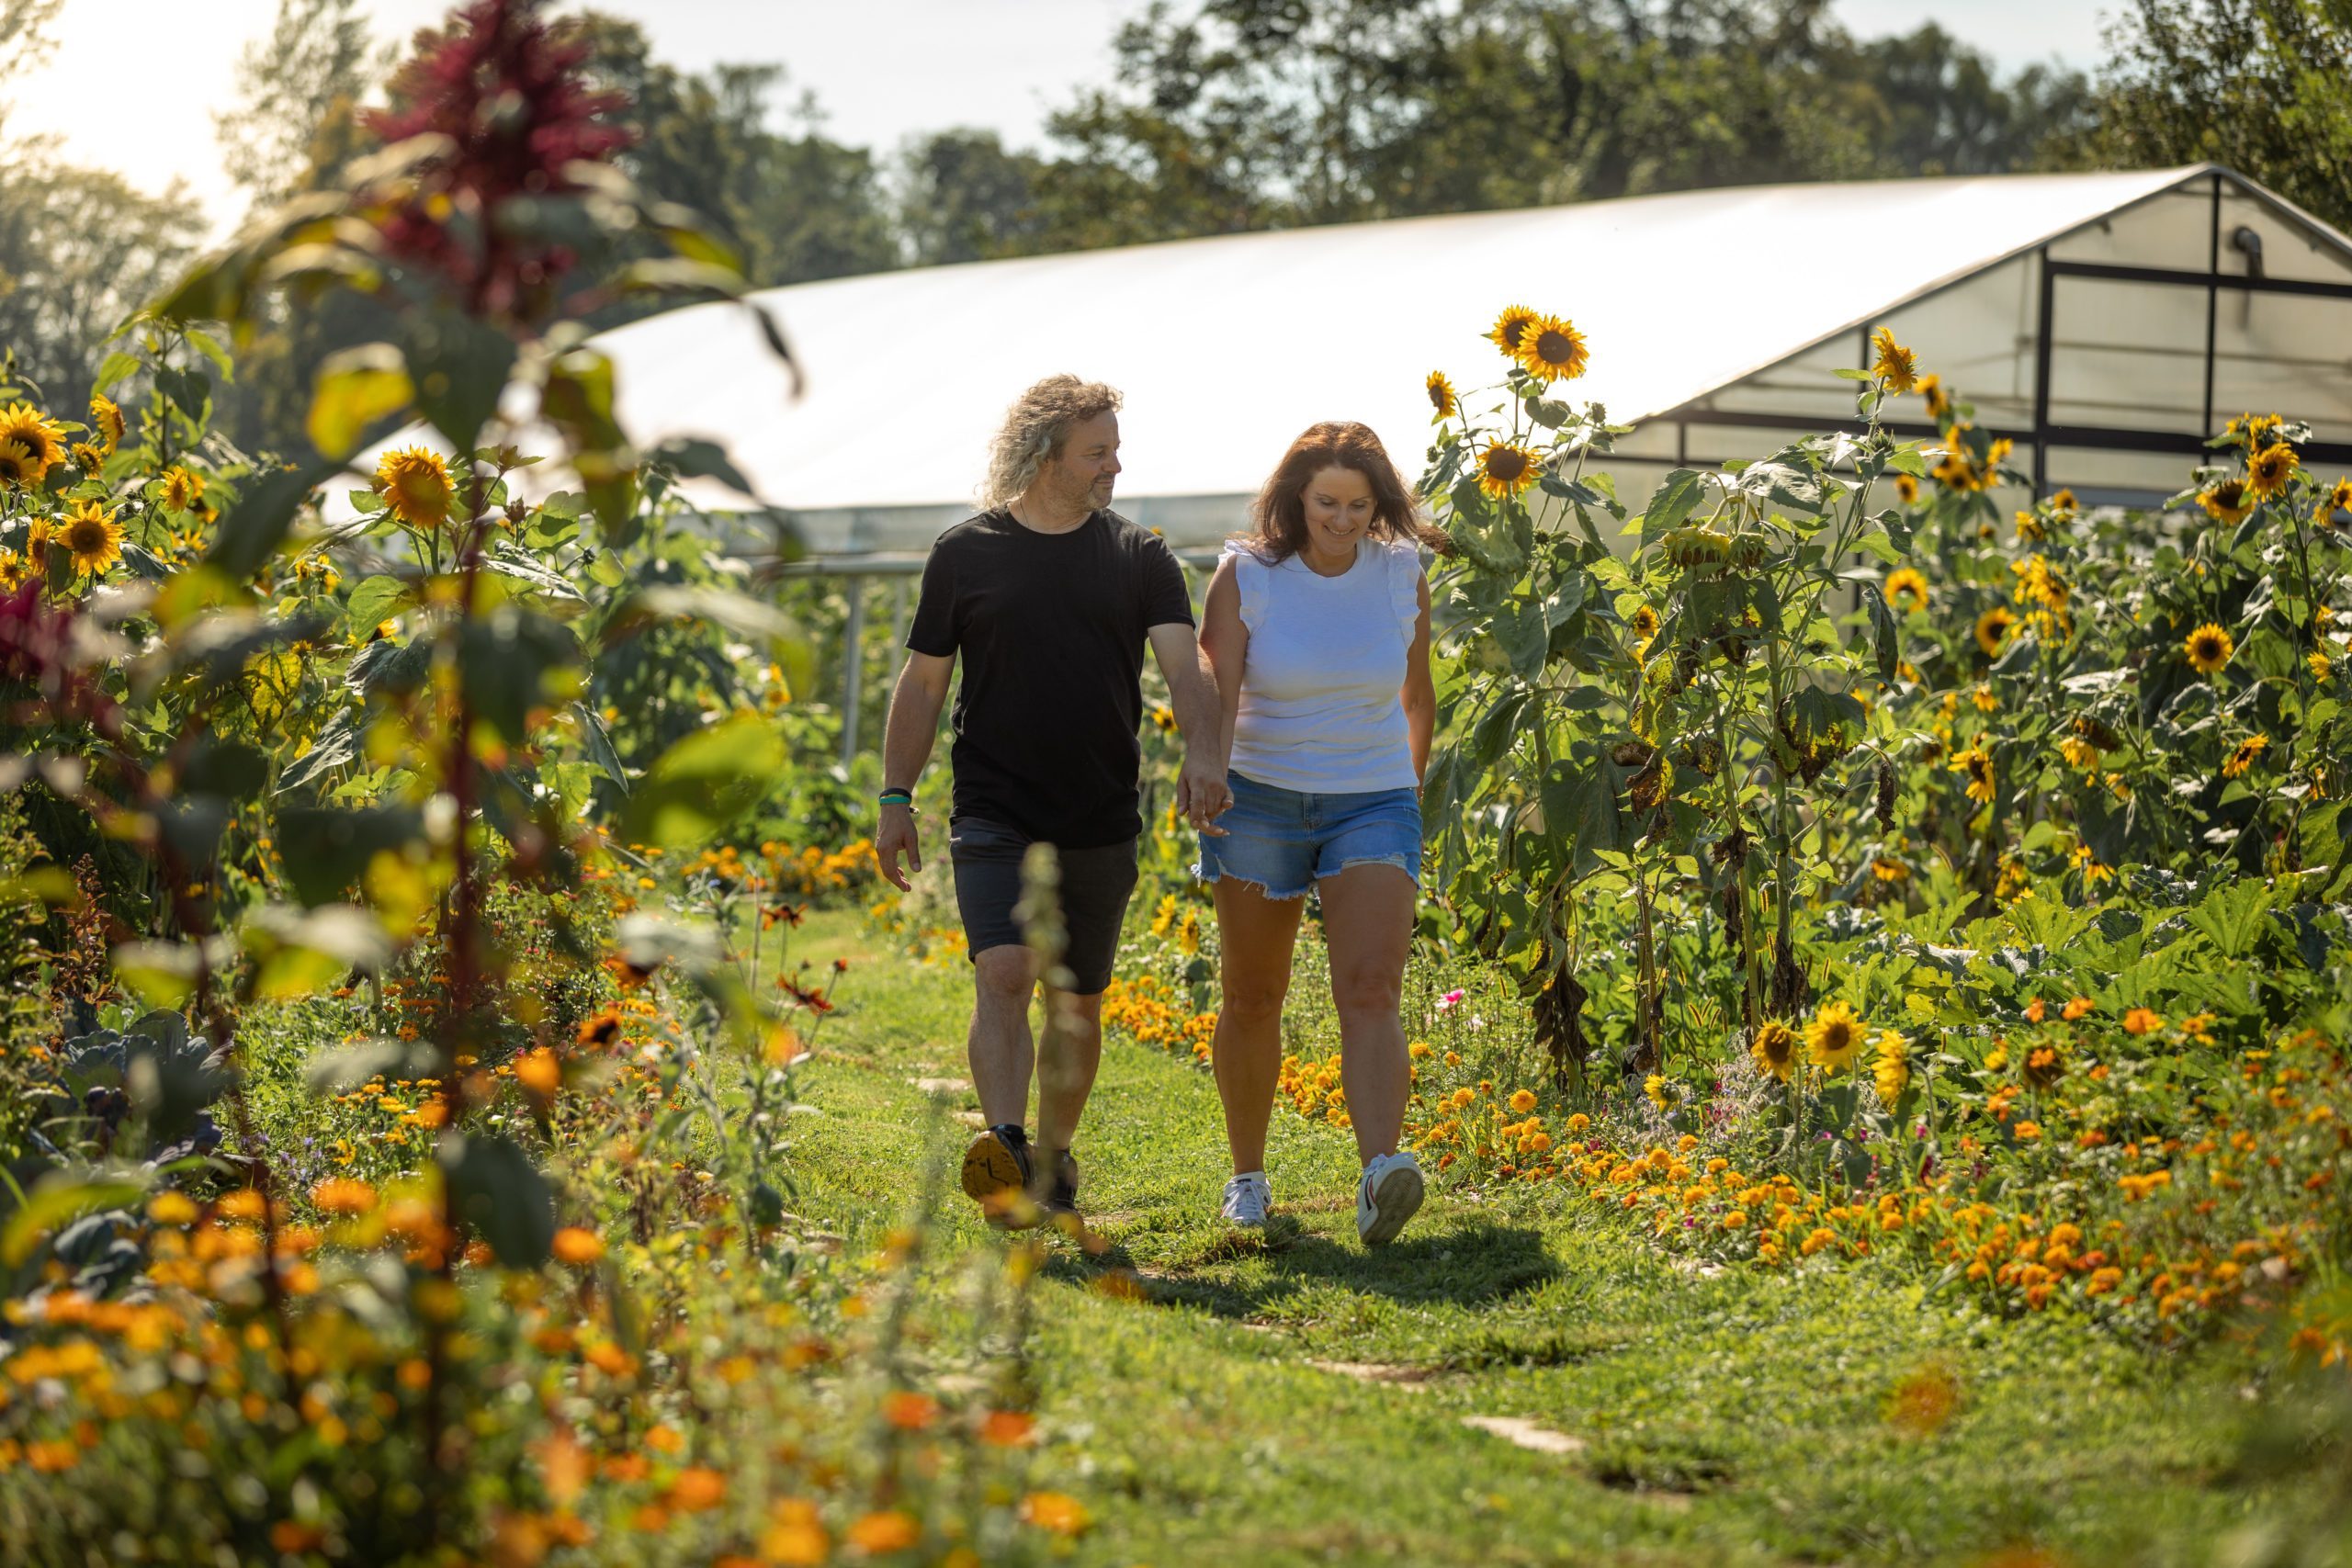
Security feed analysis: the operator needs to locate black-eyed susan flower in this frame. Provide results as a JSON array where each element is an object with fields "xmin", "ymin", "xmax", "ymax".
[
  {"xmin": 2183, "ymin": 622, "xmax": 2233, "ymax": 675},
  {"xmin": 1475, "ymin": 441, "xmax": 1540, "ymax": 500},
  {"xmin": 1871, "ymin": 328, "xmax": 1917, "ymax": 394},
  {"xmin": 2199, "ymin": 478, "xmax": 2253, "ymax": 525},
  {"xmin": 59, "ymin": 500, "xmax": 123, "ymax": 576},
  {"xmin": 1514, "ymin": 314, "xmax": 1589, "ymax": 383},
  {"xmin": 1750, "ymin": 1021, "xmax": 1798, "ymax": 1083},
  {"xmin": 1487, "ymin": 305, "xmax": 1541, "ymax": 356},
  {"xmin": 2222, "ymin": 734, "xmax": 2267, "ymax": 778},
  {"xmin": 1805, "ymin": 999, "xmax": 1865, "ymax": 1072},
  {"xmin": 1974, "ymin": 605, "xmax": 2016, "ymax": 657},
  {"xmin": 1884, "ymin": 567, "xmax": 1928, "ymax": 614},
  {"xmin": 1425, "ymin": 371, "xmax": 1456, "ymax": 418},
  {"xmin": 0, "ymin": 402, "xmax": 62, "ymax": 483},
  {"xmin": 2246, "ymin": 442, "xmax": 2298, "ymax": 501},
  {"xmin": 1951, "ymin": 742, "xmax": 1995, "ymax": 804},
  {"xmin": 377, "ymin": 446, "xmax": 453, "ymax": 530}
]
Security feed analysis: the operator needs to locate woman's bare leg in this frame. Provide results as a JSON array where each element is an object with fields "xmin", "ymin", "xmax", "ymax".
[
  {"xmin": 1318, "ymin": 863, "xmax": 1417, "ymax": 1165},
  {"xmin": 1209, "ymin": 878, "xmax": 1306, "ymax": 1175}
]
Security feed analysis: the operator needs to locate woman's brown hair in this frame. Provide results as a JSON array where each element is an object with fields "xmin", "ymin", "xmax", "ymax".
[{"xmin": 1237, "ymin": 421, "xmax": 1449, "ymax": 563}]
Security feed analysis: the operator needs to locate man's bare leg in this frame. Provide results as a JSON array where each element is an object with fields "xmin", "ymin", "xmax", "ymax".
[
  {"xmin": 962, "ymin": 944, "xmax": 1039, "ymax": 1209},
  {"xmin": 1035, "ymin": 987, "xmax": 1104, "ymax": 1163}
]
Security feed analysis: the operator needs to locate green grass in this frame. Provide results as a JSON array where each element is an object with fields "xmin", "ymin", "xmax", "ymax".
[{"xmin": 770, "ymin": 912, "xmax": 2315, "ymax": 1566}]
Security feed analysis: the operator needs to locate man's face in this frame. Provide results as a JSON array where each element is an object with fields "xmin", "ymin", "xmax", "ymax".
[{"xmin": 1043, "ymin": 412, "xmax": 1121, "ymax": 510}]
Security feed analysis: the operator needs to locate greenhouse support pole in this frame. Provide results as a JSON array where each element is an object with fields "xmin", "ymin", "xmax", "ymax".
[
  {"xmin": 840, "ymin": 576, "xmax": 866, "ymax": 764},
  {"xmin": 2201, "ymin": 173, "xmax": 2222, "ymax": 438},
  {"xmin": 2030, "ymin": 246, "xmax": 2054, "ymax": 497}
]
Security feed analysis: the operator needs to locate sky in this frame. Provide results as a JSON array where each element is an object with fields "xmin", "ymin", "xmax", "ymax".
[{"xmin": 5, "ymin": 0, "xmax": 2119, "ymax": 235}]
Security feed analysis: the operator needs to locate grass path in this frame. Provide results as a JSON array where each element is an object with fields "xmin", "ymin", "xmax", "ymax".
[{"xmin": 782, "ymin": 914, "xmax": 2268, "ymax": 1566}]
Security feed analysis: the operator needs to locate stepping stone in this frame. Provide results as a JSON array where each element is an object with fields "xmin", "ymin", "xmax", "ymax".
[
  {"xmin": 954, "ymin": 1110, "xmax": 987, "ymax": 1129},
  {"xmin": 910, "ymin": 1077, "xmax": 974, "ymax": 1096},
  {"xmin": 1305, "ymin": 1359, "xmax": 1432, "ymax": 1390},
  {"xmin": 1462, "ymin": 1415, "xmax": 1585, "ymax": 1455}
]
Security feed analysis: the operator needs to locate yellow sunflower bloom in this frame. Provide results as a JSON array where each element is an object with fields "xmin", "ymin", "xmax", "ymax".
[
  {"xmin": 1750, "ymin": 1021, "xmax": 1798, "ymax": 1083},
  {"xmin": 89, "ymin": 393, "xmax": 125, "ymax": 456},
  {"xmin": 2224, "ymin": 412, "xmax": 2281, "ymax": 450},
  {"xmin": 1870, "ymin": 328, "xmax": 1917, "ymax": 394},
  {"xmin": 1424, "ymin": 371, "xmax": 1457, "ymax": 418},
  {"xmin": 0, "ymin": 439, "xmax": 37, "ymax": 489},
  {"xmin": 1872, "ymin": 1030, "xmax": 1910, "ymax": 1103},
  {"xmin": 1917, "ymin": 373, "xmax": 1948, "ymax": 421},
  {"xmin": 1974, "ymin": 605, "xmax": 2016, "ymax": 657},
  {"xmin": 1514, "ymin": 314, "xmax": 1589, "ymax": 383},
  {"xmin": 2047, "ymin": 488, "xmax": 2077, "ymax": 518},
  {"xmin": 1804, "ymin": 999, "xmax": 1866, "ymax": 1073},
  {"xmin": 2198, "ymin": 478, "xmax": 2253, "ymax": 525},
  {"xmin": 1893, "ymin": 472, "xmax": 1919, "ymax": 504},
  {"xmin": 1487, "ymin": 305, "xmax": 1541, "ymax": 356},
  {"xmin": 59, "ymin": 500, "xmax": 124, "ymax": 577},
  {"xmin": 159, "ymin": 466, "xmax": 206, "ymax": 513},
  {"xmin": 1951, "ymin": 743, "xmax": 1995, "ymax": 804},
  {"xmin": 2183, "ymin": 622, "xmax": 2233, "ymax": 675},
  {"xmin": 1629, "ymin": 604, "xmax": 1660, "ymax": 650},
  {"xmin": 1884, "ymin": 568, "xmax": 1928, "ymax": 614},
  {"xmin": 0, "ymin": 403, "xmax": 62, "ymax": 484},
  {"xmin": 0, "ymin": 547, "xmax": 23, "ymax": 592},
  {"xmin": 2314, "ymin": 477, "xmax": 2350, "ymax": 530},
  {"xmin": 377, "ymin": 446, "xmax": 454, "ymax": 531},
  {"xmin": 2245, "ymin": 442, "xmax": 2298, "ymax": 501},
  {"xmin": 1475, "ymin": 441, "xmax": 1541, "ymax": 501},
  {"xmin": 2222, "ymin": 734, "xmax": 2267, "ymax": 779},
  {"xmin": 70, "ymin": 442, "xmax": 106, "ymax": 471}
]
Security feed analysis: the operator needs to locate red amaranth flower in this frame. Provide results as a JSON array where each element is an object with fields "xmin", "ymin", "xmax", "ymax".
[{"xmin": 363, "ymin": 0, "xmax": 633, "ymax": 324}]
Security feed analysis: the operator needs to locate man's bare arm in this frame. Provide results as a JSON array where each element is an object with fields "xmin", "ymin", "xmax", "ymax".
[
  {"xmin": 1149, "ymin": 616, "xmax": 1230, "ymax": 829},
  {"xmin": 876, "ymin": 651, "xmax": 954, "ymax": 890}
]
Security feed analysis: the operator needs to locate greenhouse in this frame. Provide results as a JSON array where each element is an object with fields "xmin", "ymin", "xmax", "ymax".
[{"xmin": 520, "ymin": 161, "xmax": 2351, "ymax": 562}]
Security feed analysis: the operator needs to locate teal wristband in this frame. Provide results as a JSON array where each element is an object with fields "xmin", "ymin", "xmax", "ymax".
[{"xmin": 878, "ymin": 789, "xmax": 913, "ymax": 807}]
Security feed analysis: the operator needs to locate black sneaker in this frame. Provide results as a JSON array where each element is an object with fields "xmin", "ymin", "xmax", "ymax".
[
  {"xmin": 962, "ymin": 1124, "xmax": 1034, "ymax": 1226},
  {"xmin": 1039, "ymin": 1149, "xmax": 1080, "ymax": 1221}
]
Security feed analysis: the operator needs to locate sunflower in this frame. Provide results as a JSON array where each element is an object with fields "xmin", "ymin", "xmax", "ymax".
[
  {"xmin": 1629, "ymin": 604, "xmax": 1660, "ymax": 650},
  {"xmin": 2013, "ymin": 508, "xmax": 2044, "ymax": 543},
  {"xmin": 1805, "ymin": 999, "xmax": 1866, "ymax": 1073},
  {"xmin": 2313, "ymin": 477, "xmax": 2350, "ymax": 530},
  {"xmin": 0, "ymin": 403, "xmax": 62, "ymax": 484},
  {"xmin": 2224, "ymin": 412, "xmax": 2281, "ymax": 449},
  {"xmin": 1749, "ymin": 1021, "xmax": 1798, "ymax": 1083},
  {"xmin": 1893, "ymin": 472, "xmax": 1919, "ymax": 504},
  {"xmin": 1871, "ymin": 328, "xmax": 1917, "ymax": 394},
  {"xmin": 1884, "ymin": 567, "xmax": 1928, "ymax": 614},
  {"xmin": 1487, "ymin": 305, "xmax": 1542, "ymax": 356},
  {"xmin": 70, "ymin": 442, "xmax": 106, "ymax": 471},
  {"xmin": 1424, "ymin": 371, "xmax": 1457, "ymax": 418},
  {"xmin": 1930, "ymin": 448, "xmax": 1973, "ymax": 491},
  {"xmin": 1917, "ymin": 372, "xmax": 1948, "ymax": 421},
  {"xmin": 2183, "ymin": 622, "xmax": 2233, "ymax": 675},
  {"xmin": 59, "ymin": 500, "xmax": 123, "ymax": 576},
  {"xmin": 2047, "ymin": 488, "xmax": 2077, "ymax": 518},
  {"xmin": 2222, "ymin": 734, "xmax": 2267, "ymax": 779},
  {"xmin": 1514, "ymin": 314, "xmax": 1589, "ymax": 383},
  {"xmin": 2246, "ymin": 442, "xmax": 2298, "ymax": 501},
  {"xmin": 2199, "ymin": 478, "xmax": 2253, "ymax": 525},
  {"xmin": 377, "ymin": 446, "xmax": 454, "ymax": 530},
  {"xmin": 0, "ymin": 547, "xmax": 23, "ymax": 592},
  {"xmin": 1974, "ymin": 605, "xmax": 2016, "ymax": 657},
  {"xmin": 159, "ymin": 466, "xmax": 205, "ymax": 513},
  {"xmin": 1475, "ymin": 441, "xmax": 1541, "ymax": 500},
  {"xmin": 89, "ymin": 394, "xmax": 125, "ymax": 456},
  {"xmin": 0, "ymin": 440, "xmax": 37, "ymax": 489},
  {"xmin": 1873, "ymin": 1030, "xmax": 1910, "ymax": 1103},
  {"xmin": 1951, "ymin": 742, "xmax": 1995, "ymax": 804}
]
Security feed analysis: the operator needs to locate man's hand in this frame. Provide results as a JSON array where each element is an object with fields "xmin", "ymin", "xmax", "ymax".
[
  {"xmin": 1176, "ymin": 750, "xmax": 1231, "ymax": 836},
  {"xmin": 876, "ymin": 802, "xmax": 922, "ymax": 890}
]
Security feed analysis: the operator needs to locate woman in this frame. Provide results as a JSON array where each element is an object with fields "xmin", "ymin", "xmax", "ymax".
[{"xmin": 1196, "ymin": 422, "xmax": 1443, "ymax": 1246}]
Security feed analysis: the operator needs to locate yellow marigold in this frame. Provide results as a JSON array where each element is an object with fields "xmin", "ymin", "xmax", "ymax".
[
  {"xmin": 376, "ymin": 446, "xmax": 453, "ymax": 531},
  {"xmin": 2182, "ymin": 622, "xmax": 2233, "ymax": 675},
  {"xmin": 1508, "ymin": 1089, "xmax": 1537, "ymax": 1114},
  {"xmin": 551, "ymin": 1226, "xmax": 605, "ymax": 1265},
  {"xmin": 1021, "ymin": 1491, "xmax": 1092, "ymax": 1537},
  {"xmin": 2245, "ymin": 441, "xmax": 2298, "ymax": 501},
  {"xmin": 2122, "ymin": 1007, "xmax": 2163, "ymax": 1035},
  {"xmin": 1750, "ymin": 1021, "xmax": 1798, "ymax": 1083},
  {"xmin": 1884, "ymin": 567, "xmax": 1928, "ymax": 614},
  {"xmin": 310, "ymin": 1178, "xmax": 376, "ymax": 1216},
  {"xmin": 1425, "ymin": 370, "xmax": 1457, "ymax": 417},
  {"xmin": 1805, "ymin": 1000, "xmax": 1866, "ymax": 1073},
  {"xmin": 1871, "ymin": 328, "xmax": 1917, "ymax": 394}
]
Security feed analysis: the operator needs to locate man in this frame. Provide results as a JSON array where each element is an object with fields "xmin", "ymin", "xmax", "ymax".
[{"xmin": 876, "ymin": 375, "xmax": 1227, "ymax": 1225}]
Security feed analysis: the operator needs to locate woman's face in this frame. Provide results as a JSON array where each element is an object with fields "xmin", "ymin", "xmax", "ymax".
[{"xmin": 1299, "ymin": 465, "xmax": 1375, "ymax": 558}]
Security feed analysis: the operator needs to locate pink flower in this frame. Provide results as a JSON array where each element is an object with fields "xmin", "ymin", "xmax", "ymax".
[{"xmin": 1436, "ymin": 989, "xmax": 1465, "ymax": 1010}]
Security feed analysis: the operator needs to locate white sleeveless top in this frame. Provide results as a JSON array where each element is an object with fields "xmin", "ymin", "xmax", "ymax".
[{"xmin": 1227, "ymin": 537, "xmax": 1421, "ymax": 794}]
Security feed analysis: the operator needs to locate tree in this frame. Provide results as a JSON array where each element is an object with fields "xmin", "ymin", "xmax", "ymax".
[
  {"xmin": 0, "ymin": 152, "xmax": 198, "ymax": 401},
  {"xmin": 213, "ymin": 0, "xmax": 378, "ymax": 218},
  {"xmin": 2052, "ymin": 0, "xmax": 2352, "ymax": 233},
  {"xmin": 897, "ymin": 130, "xmax": 1053, "ymax": 266}
]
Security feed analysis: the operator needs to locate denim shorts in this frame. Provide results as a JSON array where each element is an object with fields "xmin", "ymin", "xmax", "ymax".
[{"xmin": 1193, "ymin": 772, "xmax": 1422, "ymax": 900}]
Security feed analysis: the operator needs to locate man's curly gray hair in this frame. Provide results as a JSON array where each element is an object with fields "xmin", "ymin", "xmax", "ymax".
[{"xmin": 980, "ymin": 375, "xmax": 1123, "ymax": 509}]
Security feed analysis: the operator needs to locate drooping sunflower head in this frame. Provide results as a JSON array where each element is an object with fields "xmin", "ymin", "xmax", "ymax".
[
  {"xmin": 2318, "ymin": 478, "xmax": 2351, "ymax": 530},
  {"xmin": 1893, "ymin": 472, "xmax": 1919, "ymax": 505},
  {"xmin": 2199, "ymin": 478, "xmax": 2252, "ymax": 525},
  {"xmin": 60, "ymin": 500, "xmax": 123, "ymax": 577},
  {"xmin": 0, "ymin": 403, "xmax": 62, "ymax": 483},
  {"xmin": 1424, "ymin": 370, "xmax": 1457, "ymax": 418},
  {"xmin": 377, "ymin": 446, "xmax": 454, "ymax": 530},
  {"xmin": 1804, "ymin": 999, "xmax": 1866, "ymax": 1072},
  {"xmin": 1871, "ymin": 328, "xmax": 1917, "ymax": 395},
  {"xmin": 1974, "ymin": 605, "xmax": 2016, "ymax": 657},
  {"xmin": 1951, "ymin": 743, "xmax": 1995, "ymax": 804},
  {"xmin": 1872, "ymin": 1030, "xmax": 1910, "ymax": 1102},
  {"xmin": 2183, "ymin": 621, "xmax": 2233, "ymax": 675},
  {"xmin": 159, "ymin": 466, "xmax": 206, "ymax": 514},
  {"xmin": 89, "ymin": 394, "xmax": 125, "ymax": 455},
  {"xmin": 2246, "ymin": 442, "xmax": 2299, "ymax": 501},
  {"xmin": 1515, "ymin": 314, "xmax": 1589, "ymax": 383},
  {"xmin": 1487, "ymin": 305, "xmax": 1541, "ymax": 356},
  {"xmin": 0, "ymin": 440, "xmax": 36, "ymax": 489},
  {"xmin": 2222, "ymin": 733, "xmax": 2268, "ymax": 779},
  {"xmin": 1917, "ymin": 373, "xmax": 1949, "ymax": 421},
  {"xmin": 1750, "ymin": 1021, "xmax": 1798, "ymax": 1083},
  {"xmin": 1885, "ymin": 568, "xmax": 1928, "ymax": 615},
  {"xmin": 1475, "ymin": 441, "xmax": 1541, "ymax": 501}
]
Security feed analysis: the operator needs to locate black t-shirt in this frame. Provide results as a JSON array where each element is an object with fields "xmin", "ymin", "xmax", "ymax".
[{"xmin": 907, "ymin": 509, "xmax": 1194, "ymax": 849}]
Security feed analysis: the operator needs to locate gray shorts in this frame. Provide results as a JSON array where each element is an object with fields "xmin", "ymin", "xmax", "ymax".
[{"xmin": 947, "ymin": 818, "xmax": 1139, "ymax": 995}]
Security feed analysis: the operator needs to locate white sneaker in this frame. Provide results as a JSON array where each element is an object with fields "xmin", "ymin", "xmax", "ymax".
[
  {"xmin": 1356, "ymin": 1151, "xmax": 1425, "ymax": 1247},
  {"xmin": 1220, "ymin": 1171, "xmax": 1272, "ymax": 1228}
]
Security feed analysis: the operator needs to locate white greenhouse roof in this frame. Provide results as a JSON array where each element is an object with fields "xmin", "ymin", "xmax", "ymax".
[{"xmin": 366, "ymin": 164, "xmax": 2352, "ymax": 555}]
